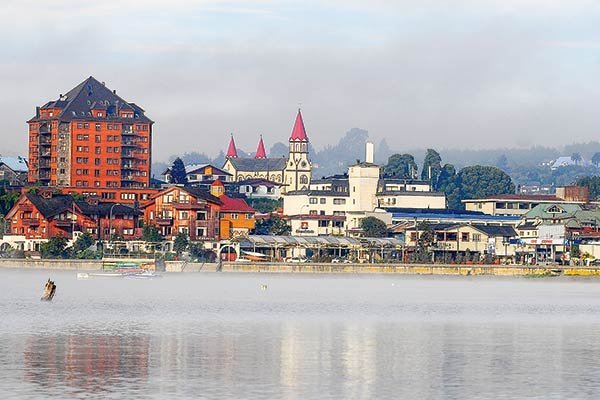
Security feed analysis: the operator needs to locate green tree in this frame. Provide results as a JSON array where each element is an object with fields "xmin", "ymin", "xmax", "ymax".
[
  {"xmin": 40, "ymin": 237, "xmax": 69, "ymax": 259},
  {"xmin": 383, "ymin": 153, "xmax": 418, "ymax": 179},
  {"xmin": 0, "ymin": 189, "xmax": 20, "ymax": 216},
  {"xmin": 576, "ymin": 176, "xmax": 600, "ymax": 200},
  {"xmin": 173, "ymin": 232, "xmax": 189, "ymax": 256},
  {"xmin": 247, "ymin": 198, "xmax": 282, "ymax": 213},
  {"xmin": 254, "ymin": 216, "xmax": 290, "ymax": 235},
  {"xmin": 592, "ymin": 152, "xmax": 600, "ymax": 167},
  {"xmin": 420, "ymin": 149, "xmax": 442, "ymax": 183},
  {"xmin": 453, "ymin": 165, "xmax": 515, "ymax": 209},
  {"xmin": 71, "ymin": 232, "xmax": 94, "ymax": 256},
  {"xmin": 170, "ymin": 157, "xmax": 188, "ymax": 184},
  {"xmin": 360, "ymin": 216, "xmax": 388, "ymax": 237},
  {"xmin": 142, "ymin": 225, "xmax": 163, "ymax": 242},
  {"xmin": 571, "ymin": 152, "xmax": 582, "ymax": 165},
  {"xmin": 415, "ymin": 221, "xmax": 434, "ymax": 263}
]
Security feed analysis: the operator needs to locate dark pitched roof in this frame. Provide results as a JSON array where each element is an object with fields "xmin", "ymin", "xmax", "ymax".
[
  {"xmin": 228, "ymin": 157, "xmax": 287, "ymax": 172},
  {"xmin": 470, "ymin": 224, "xmax": 518, "ymax": 237},
  {"xmin": 26, "ymin": 193, "xmax": 73, "ymax": 218},
  {"xmin": 30, "ymin": 76, "xmax": 152, "ymax": 123},
  {"xmin": 25, "ymin": 193, "xmax": 140, "ymax": 218},
  {"xmin": 181, "ymin": 186, "xmax": 222, "ymax": 204}
]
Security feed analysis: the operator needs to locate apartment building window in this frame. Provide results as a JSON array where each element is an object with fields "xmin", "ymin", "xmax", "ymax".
[
  {"xmin": 309, "ymin": 210, "xmax": 317, "ymax": 215},
  {"xmin": 95, "ymin": 123, "xmax": 101, "ymax": 131},
  {"xmin": 94, "ymin": 170, "xmax": 100, "ymax": 177},
  {"xmin": 77, "ymin": 123, "xmax": 84, "ymax": 129},
  {"xmin": 196, "ymin": 211, "xmax": 206, "ymax": 220},
  {"xmin": 95, "ymin": 135, "xmax": 101, "ymax": 143},
  {"xmin": 121, "ymin": 193, "xmax": 136, "ymax": 200},
  {"xmin": 333, "ymin": 198, "xmax": 346, "ymax": 205},
  {"xmin": 163, "ymin": 194, "xmax": 173, "ymax": 203},
  {"xmin": 94, "ymin": 181, "xmax": 100, "ymax": 187},
  {"xmin": 95, "ymin": 158, "xmax": 100, "ymax": 166},
  {"xmin": 196, "ymin": 227, "xmax": 206, "ymax": 237},
  {"xmin": 309, "ymin": 198, "xmax": 317, "ymax": 204},
  {"xmin": 318, "ymin": 220, "xmax": 328, "ymax": 227},
  {"xmin": 179, "ymin": 211, "xmax": 189, "ymax": 219},
  {"xmin": 178, "ymin": 227, "xmax": 189, "ymax": 234},
  {"xmin": 95, "ymin": 147, "xmax": 101, "ymax": 154},
  {"xmin": 107, "ymin": 124, "xmax": 113, "ymax": 130},
  {"xmin": 123, "ymin": 228, "xmax": 133, "ymax": 235},
  {"xmin": 319, "ymin": 198, "xmax": 326, "ymax": 204},
  {"xmin": 59, "ymin": 169, "xmax": 65, "ymax": 174}
]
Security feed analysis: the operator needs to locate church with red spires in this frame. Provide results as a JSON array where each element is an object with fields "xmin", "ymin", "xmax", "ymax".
[{"xmin": 222, "ymin": 109, "xmax": 312, "ymax": 193}]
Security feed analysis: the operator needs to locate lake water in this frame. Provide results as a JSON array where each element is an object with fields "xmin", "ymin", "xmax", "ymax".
[{"xmin": 2, "ymin": 269, "xmax": 600, "ymax": 399}]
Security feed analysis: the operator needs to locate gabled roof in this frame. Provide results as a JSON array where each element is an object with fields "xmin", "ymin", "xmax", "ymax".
[
  {"xmin": 0, "ymin": 156, "xmax": 28, "ymax": 172},
  {"xmin": 524, "ymin": 203, "xmax": 583, "ymax": 219},
  {"xmin": 228, "ymin": 157, "xmax": 287, "ymax": 172},
  {"xmin": 30, "ymin": 76, "xmax": 152, "ymax": 123},
  {"xmin": 21, "ymin": 193, "xmax": 140, "ymax": 219},
  {"xmin": 226, "ymin": 134, "xmax": 238, "ymax": 158},
  {"xmin": 255, "ymin": 136, "xmax": 267, "ymax": 159},
  {"xmin": 290, "ymin": 109, "xmax": 309, "ymax": 141},
  {"xmin": 219, "ymin": 195, "xmax": 255, "ymax": 213}
]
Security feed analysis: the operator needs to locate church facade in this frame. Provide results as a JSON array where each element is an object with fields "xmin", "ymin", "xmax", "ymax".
[{"xmin": 222, "ymin": 110, "xmax": 312, "ymax": 193}]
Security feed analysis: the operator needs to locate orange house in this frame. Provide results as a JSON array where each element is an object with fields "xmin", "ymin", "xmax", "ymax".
[
  {"xmin": 210, "ymin": 180, "xmax": 256, "ymax": 239},
  {"xmin": 142, "ymin": 186, "xmax": 221, "ymax": 242}
]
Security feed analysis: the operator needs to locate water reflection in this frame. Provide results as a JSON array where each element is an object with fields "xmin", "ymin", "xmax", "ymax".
[{"xmin": 3, "ymin": 272, "xmax": 600, "ymax": 399}]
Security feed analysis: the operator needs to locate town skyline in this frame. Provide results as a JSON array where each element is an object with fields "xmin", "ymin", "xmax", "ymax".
[{"xmin": 2, "ymin": 2, "xmax": 600, "ymax": 160}]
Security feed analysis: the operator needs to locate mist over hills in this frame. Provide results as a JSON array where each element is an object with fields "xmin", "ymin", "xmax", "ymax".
[{"xmin": 152, "ymin": 128, "xmax": 600, "ymax": 186}]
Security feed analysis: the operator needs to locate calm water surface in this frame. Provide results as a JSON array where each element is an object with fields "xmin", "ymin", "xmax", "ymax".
[{"xmin": 2, "ymin": 268, "xmax": 600, "ymax": 399}]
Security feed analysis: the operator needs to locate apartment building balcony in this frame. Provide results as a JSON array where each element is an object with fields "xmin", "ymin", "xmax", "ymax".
[
  {"xmin": 155, "ymin": 217, "xmax": 173, "ymax": 226},
  {"xmin": 22, "ymin": 218, "xmax": 40, "ymax": 226},
  {"xmin": 53, "ymin": 219, "xmax": 73, "ymax": 227},
  {"xmin": 121, "ymin": 151, "xmax": 135, "ymax": 159},
  {"xmin": 121, "ymin": 174, "xmax": 135, "ymax": 181},
  {"xmin": 39, "ymin": 172, "xmax": 51, "ymax": 180},
  {"xmin": 39, "ymin": 138, "xmax": 52, "ymax": 146},
  {"xmin": 40, "ymin": 151, "xmax": 51, "ymax": 158},
  {"xmin": 172, "ymin": 201, "xmax": 205, "ymax": 210},
  {"xmin": 121, "ymin": 163, "xmax": 137, "ymax": 170},
  {"xmin": 39, "ymin": 160, "xmax": 51, "ymax": 169},
  {"xmin": 121, "ymin": 140, "xmax": 136, "ymax": 147},
  {"xmin": 122, "ymin": 129, "xmax": 136, "ymax": 136},
  {"xmin": 19, "ymin": 204, "xmax": 33, "ymax": 212}
]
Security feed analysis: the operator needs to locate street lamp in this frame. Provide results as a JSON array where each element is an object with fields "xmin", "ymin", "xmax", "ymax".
[{"xmin": 108, "ymin": 203, "xmax": 121, "ymax": 244}]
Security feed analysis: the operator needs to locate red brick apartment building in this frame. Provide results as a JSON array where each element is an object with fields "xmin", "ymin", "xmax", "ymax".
[{"xmin": 27, "ymin": 76, "xmax": 153, "ymax": 190}]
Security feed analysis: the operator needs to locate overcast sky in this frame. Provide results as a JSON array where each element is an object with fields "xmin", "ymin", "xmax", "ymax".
[{"xmin": 2, "ymin": 0, "xmax": 600, "ymax": 161}]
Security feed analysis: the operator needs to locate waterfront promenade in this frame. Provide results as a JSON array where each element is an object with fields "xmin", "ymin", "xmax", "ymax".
[{"xmin": 2, "ymin": 258, "xmax": 600, "ymax": 276}]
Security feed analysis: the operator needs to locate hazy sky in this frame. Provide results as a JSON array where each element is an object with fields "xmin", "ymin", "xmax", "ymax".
[{"xmin": 2, "ymin": 1, "xmax": 600, "ymax": 162}]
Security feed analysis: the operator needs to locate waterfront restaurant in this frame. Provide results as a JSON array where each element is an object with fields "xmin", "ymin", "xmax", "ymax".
[{"xmin": 233, "ymin": 235, "xmax": 404, "ymax": 262}]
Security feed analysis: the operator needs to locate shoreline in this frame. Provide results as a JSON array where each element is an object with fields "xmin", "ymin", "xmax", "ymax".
[{"xmin": 1, "ymin": 258, "xmax": 600, "ymax": 276}]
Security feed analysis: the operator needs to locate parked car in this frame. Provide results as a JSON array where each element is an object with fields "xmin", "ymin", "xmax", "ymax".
[
  {"xmin": 286, "ymin": 257, "xmax": 308, "ymax": 263},
  {"xmin": 331, "ymin": 258, "xmax": 352, "ymax": 263}
]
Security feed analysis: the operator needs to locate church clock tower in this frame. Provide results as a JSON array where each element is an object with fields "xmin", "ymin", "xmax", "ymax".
[{"xmin": 284, "ymin": 109, "xmax": 312, "ymax": 192}]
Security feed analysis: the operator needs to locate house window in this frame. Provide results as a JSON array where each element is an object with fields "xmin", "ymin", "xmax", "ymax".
[
  {"xmin": 333, "ymin": 198, "xmax": 346, "ymax": 205},
  {"xmin": 196, "ymin": 211, "xmax": 206, "ymax": 220},
  {"xmin": 196, "ymin": 227, "xmax": 206, "ymax": 237},
  {"xmin": 473, "ymin": 234, "xmax": 481, "ymax": 242},
  {"xmin": 179, "ymin": 211, "xmax": 189, "ymax": 219},
  {"xmin": 319, "ymin": 198, "xmax": 326, "ymax": 204},
  {"xmin": 461, "ymin": 232, "xmax": 470, "ymax": 242},
  {"xmin": 178, "ymin": 226, "xmax": 189, "ymax": 234},
  {"xmin": 231, "ymin": 213, "xmax": 238, "ymax": 220},
  {"xmin": 309, "ymin": 198, "xmax": 317, "ymax": 204}
]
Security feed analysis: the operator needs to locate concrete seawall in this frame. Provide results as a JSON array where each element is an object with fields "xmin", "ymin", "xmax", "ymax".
[
  {"xmin": 1, "ymin": 259, "xmax": 600, "ymax": 276},
  {"xmin": 221, "ymin": 262, "xmax": 600, "ymax": 277}
]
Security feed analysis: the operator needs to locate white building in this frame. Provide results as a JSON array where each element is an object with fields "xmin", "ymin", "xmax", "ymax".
[{"xmin": 283, "ymin": 143, "xmax": 446, "ymax": 235}]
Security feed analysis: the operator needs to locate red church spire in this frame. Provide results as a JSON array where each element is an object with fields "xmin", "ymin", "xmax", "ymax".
[
  {"xmin": 255, "ymin": 135, "xmax": 267, "ymax": 159},
  {"xmin": 290, "ymin": 108, "xmax": 309, "ymax": 141},
  {"xmin": 226, "ymin": 134, "xmax": 238, "ymax": 158}
]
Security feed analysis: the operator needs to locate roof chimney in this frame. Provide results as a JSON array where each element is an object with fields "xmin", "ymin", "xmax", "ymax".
[{"xmin": 365, "ymin": 142, "xmax": 374, "ymax": 164}]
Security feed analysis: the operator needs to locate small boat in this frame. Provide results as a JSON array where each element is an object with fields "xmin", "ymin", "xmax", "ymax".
[{"xmin": 123, "ymin": 270, "xmax": 163, "ymax": 279}]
